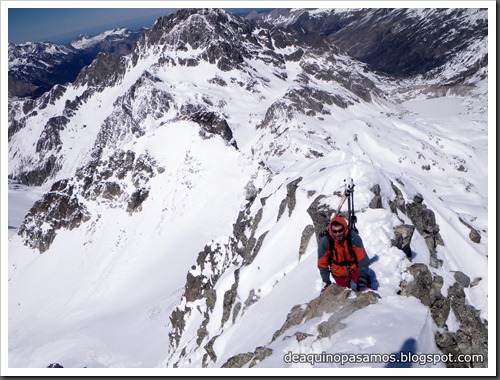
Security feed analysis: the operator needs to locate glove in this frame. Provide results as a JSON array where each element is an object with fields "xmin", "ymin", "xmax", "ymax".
[
  {"xmin": 321, "ymin": 281, "xmax": 331, "ymax": 293},
  {"xmin": 356, "ymin": 276, "xmax": 369, "ymax": 292}
]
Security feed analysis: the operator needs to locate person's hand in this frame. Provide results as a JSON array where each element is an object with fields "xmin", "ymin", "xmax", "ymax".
[
  {"xmin": 356, "ymin": 277, "xmax": 369, "ymax": 291},
  {"xmin": 321, "ymin": 281, "xmax": 331, "ymax": 293}
]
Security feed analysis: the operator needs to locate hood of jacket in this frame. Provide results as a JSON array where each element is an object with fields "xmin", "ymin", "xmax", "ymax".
[{"xmin": 328, "ymin": 215, "xmax": 349, "ymax": 240}]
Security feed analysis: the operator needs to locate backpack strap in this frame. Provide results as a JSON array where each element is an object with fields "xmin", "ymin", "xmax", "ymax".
[{"xmin": 326, "ymin": 229, "xmax": 358, "ymax": 267}]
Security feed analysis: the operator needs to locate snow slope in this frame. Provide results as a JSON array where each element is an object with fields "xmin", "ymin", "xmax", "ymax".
[
  {"xmin": 6, "ymin": 82, "xmax": 493, "ymax": 374},
  {"xmin": 4, "ymin": 7, "xmax": 494, "ymax": 376}
]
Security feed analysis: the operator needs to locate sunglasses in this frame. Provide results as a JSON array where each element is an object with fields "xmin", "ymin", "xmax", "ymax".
[{"xmin": 331, "ymin": 227, "xmax": 344, "ymax": 234}]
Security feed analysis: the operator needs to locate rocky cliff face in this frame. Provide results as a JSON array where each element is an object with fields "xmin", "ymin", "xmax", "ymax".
[
  {"xmin": 259, "ymin": 8, "xmax": 488, "ymax": 78},
  {"xmin": 18, "ymin": 150, "xmax": 163, "ymax": 253}
]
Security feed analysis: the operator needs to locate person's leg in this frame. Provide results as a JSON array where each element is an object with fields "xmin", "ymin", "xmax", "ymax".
[
  {"xmin": 333, "ymin": 275, "xmax": 351, "ymax": 288},
  {"xmin": 350, "ymin": 268, "xmax": 359, "ymax": 284},
  {"xmin": 334, "ymin": 269, "xmax": 360, "ymax": 289}
]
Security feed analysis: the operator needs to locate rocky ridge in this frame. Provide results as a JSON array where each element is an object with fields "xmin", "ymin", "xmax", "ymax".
[{"xmin": 165, "ymin": 173, "xmax": 487, "ymax": 368}]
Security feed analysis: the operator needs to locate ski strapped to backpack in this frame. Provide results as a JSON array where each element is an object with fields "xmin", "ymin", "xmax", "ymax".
[{"xmin": 342, "ymin": 178, "xmax": 358, "ymax": 234}]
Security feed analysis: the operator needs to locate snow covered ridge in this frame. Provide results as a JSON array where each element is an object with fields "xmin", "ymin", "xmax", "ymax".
[
  {"xmin": 257, "ymin": 8, "xmax": 488, "ymax": 77},
  {"xmin": 8, "ymin": 41, "xmax": 73, "ymax": 67},
  {"xmin": 70, "ymin": 27, "xmax": 138, "ymax": 50},
  {"xmin": 7, "ymin": 7, "xmax": 490, "ymax": 371},
  {"xmin": 8, "ymin": 28, "xmax": 144, "ymax": 99},
  {"xmin": 165, "ymin": 173, "xmax": 488, "ymax": 368}
]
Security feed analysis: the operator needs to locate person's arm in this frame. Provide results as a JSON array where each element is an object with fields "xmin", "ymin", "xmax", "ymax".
[
  {"xmin": 351, "ymin": 231, "xmax": 370, "ymax": 289},
  {"xmin": 357, "ymin": 253, "xmax": 370, "ymax": 280},
  {"xmin": 317, "ymin": 236, "xmax": 331, "ymax": 286}
]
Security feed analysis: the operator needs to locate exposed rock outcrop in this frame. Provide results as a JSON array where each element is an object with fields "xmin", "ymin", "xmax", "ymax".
[
  {"xmin": 406, "ymin": 194, "xmax": 445, "ymax": 268},
  {"xmin": 277, "ymin": 177, "xmax": 303, "ymax": 221},
  {"xmin": 368, "ymin": 184, "xmax": 383, "ymax": 209},
  {"xmin": 17, "ymin": 149, "xmax": 162, "ymax": 253},
  {"xmin": 392, "ymin": 224, "xmax": 415, "ymax": 259},
  {"xmin": 390, "ymin": 183, "xmax": 445, "ymax": 268},
  {"xmin": 400, "ymin": 263, "xmax": 488, "ymax": 368},
  {"xmin": 272, "ymin": 284, "xmax": 380, "ymax": 342},
  {"xmin": 218, "ymin": 284, "xmax": 380, "ymax": 367},
  {"xmin": 221, "ymin": 346, "xmax": 273, "ymax": 368},
  {"xmin": 458, "ymin": 217, "xmax": 481, "ymax": 244},
  {"xmin": 306, "ymin": 195, "xmax": 335, "ymax": 242}
]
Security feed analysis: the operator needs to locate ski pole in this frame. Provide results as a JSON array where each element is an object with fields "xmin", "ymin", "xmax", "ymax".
[{"xmin": 348, "ymin": 179, "xmax": 358, "ymax": 233}]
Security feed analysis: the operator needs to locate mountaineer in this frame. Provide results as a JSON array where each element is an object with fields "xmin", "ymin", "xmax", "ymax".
[{"xmin": 317, "ymin": 215, "xmax": 370, "ymax": 292}]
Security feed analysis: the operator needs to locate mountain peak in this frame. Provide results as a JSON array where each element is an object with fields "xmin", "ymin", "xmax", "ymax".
[
  {"xmin": 142, "ymin": 8, "xmax": 252, "ymax": 51},
  {"xmin": 70, "ymin": 27, "xmax": 136, "ymax": 50}
]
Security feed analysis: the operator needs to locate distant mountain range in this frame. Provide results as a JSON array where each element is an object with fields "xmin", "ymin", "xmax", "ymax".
[
  {"xmin": 8, "ymin": 8, "xmax": 487, "ymax": 99},
  {"xmin": 8, "ymin": 27, "xmax": 146, "ymax": 98}
]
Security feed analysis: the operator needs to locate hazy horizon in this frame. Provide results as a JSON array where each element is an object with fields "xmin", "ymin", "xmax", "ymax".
[{"xmin": 8, "ymin": 8, "xmax": 272, "ymax": 45}]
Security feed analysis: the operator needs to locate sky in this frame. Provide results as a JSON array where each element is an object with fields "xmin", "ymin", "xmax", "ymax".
[
  {"xmin": 8, "ymin": 8, "xmax": 179, "ymax": 45},
  {"xmin": 6, "ymin": 5, "xmax": 272, "ymax": 45}
]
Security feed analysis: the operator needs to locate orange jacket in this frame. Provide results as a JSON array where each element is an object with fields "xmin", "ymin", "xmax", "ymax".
[{"xmin": 317, "ymin": 216, "xmax": 367, "ymax": 278}]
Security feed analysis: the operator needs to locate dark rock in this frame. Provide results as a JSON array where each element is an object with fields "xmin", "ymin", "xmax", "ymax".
[
  {"xmin": 36, "ymin": 115, "xmax": 68, "ymax": 153},
  {"xmin": 271, "ymin": 284, "xmax": 379, "ymax": 342},
  {"xmin": 180, "ymin": 105, "xmax": 237, "ymax": 149},
  {"xmin": 203, "ymin": 335, "xmax": 219, "ymax": 367},
  {"xmin": 221, "ymin": 346, "xmax": 273, "ymax": 368},
  {"xmin": 445, "ymin": 283, "xmax": 488, "ymax": 367},
  {"xmin": 47, "ymin": 363, "xmax": 64, "ymax": 368},
  {"xmin": 413, "ymin": 193, "xmax": 424, "ymax": 204},
  {"xmin": 392, "ymin": 224, "xmax": 415, "ymax": 259},
  {"xmin": 221, "ymin": 352, "xmax": 255, "ymax": 368},
  {"xmin": 430, "ymin": 297, "xmax": 451, "ymax": 328},
  {"xmin": 458, "ymin": 217, "xmax": 481, "ymax": 244},
  {"xmin": 184, "ymin": 272, "xmax": 205, "ymax": 303},
  {"xmin": 17, "ymin": 149, "xmax": 161, "ymax": 252},
  {"xmin": 99, "ymin": 181, "xmax": 122, "ymax": 200},
  {"xmin": 400, "ymin": 263, "xmax": 444, "ymax": 308},
  {"xmin": 294, "ymin": 331, "xmax": 313, "ymax": 342},
  {"xmin": 74, "ymin": 52, "xmax": 127, "ymax": 89},
  {"xmin": 435, "ymin": 331, "xmax": 457, "ymax": 348},
  {"xmin": 306, "ymin": 195, "xmax": 335, "ymax": 243},
  {"xmin": 243, "ymin": 289, "xmax": 260, "ymax": 312},
  {"xmin": 299, "ymin": 225, "xmax": 315, "ymax": 257},
  {"xmin": 369, "ymin": 184, "xmax": 383, "ymax": 209},
  {"xmin": 18, "ymin": 191, "xmax": 91, "ymax": 253},
  {"xmin": 277, "ymin": 177, "xmax": 303, "ymax": 221},
  {"xmin": 453, "ymin": 271, "xmax": 471, "ymax": 288},
  {"xmin": 401, "ymin": 263, "xmax": 487, "ymax": 367},
  {"xmin": 405, "ymin": 194, "xmax": 444, "ymax": 268},
  {"xmin": 126, "ymin": 188, "xmax": 149, "ymax": 213},
  {"xmin": 221, "ymin": 270, "xmax": 240, "ymax": 326},
  {"xmin": 232, "ymin": 302, "xmax": 242, "ymax": 324},
  {"xmin": 17, "ymin": 155, "xmax": 61, "ymax": 186},
  {"xmin": 389, "ymin": 181, "xmax": 406, "ymax": 214}
]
